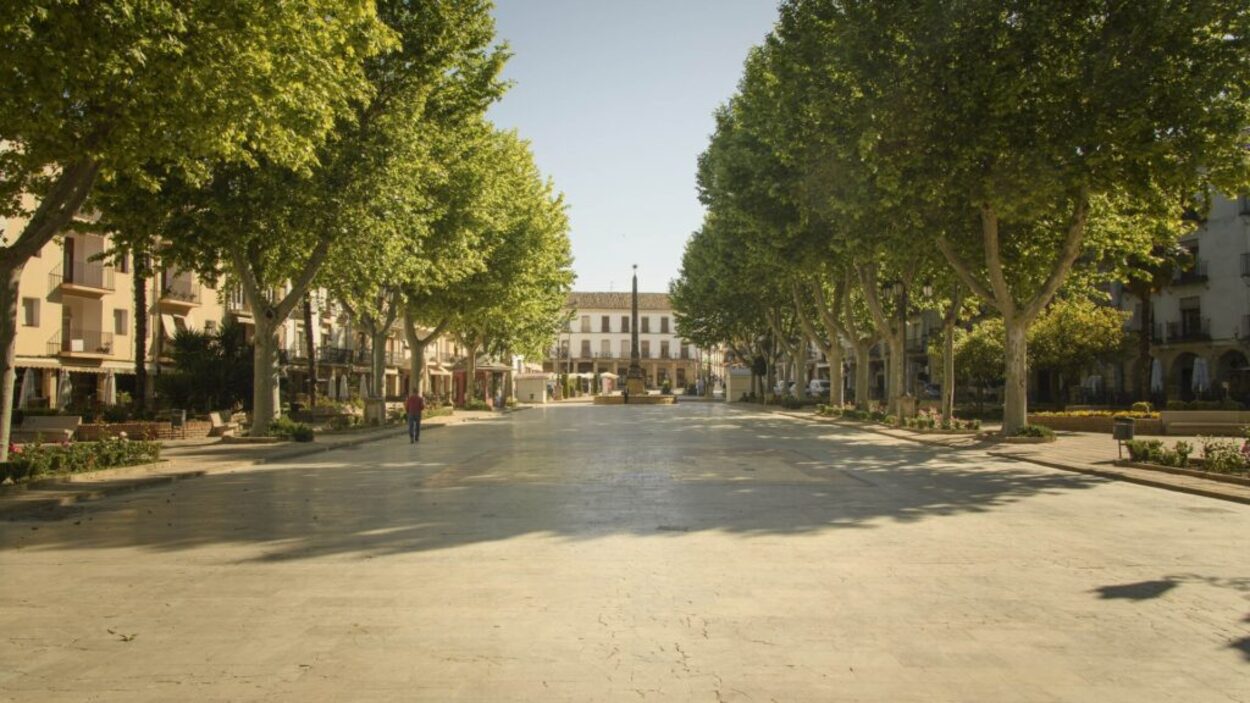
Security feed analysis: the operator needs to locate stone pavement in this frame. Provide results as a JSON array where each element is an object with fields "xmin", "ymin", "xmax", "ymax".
[
  {"xmin": 0, "ymin": 410, "xmax": 505, "ymax": 520},
  {"xmin": 768, "ymin": 407, "xmax": 1250, "ymax": 506},
  {"xmin": 0, "ymin": 402, "xmax": 1247, "ymax": 701}
]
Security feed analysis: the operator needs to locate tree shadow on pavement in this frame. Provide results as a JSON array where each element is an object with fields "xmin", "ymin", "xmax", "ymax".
[{"xmin": 0, "ymin": 405, "xmax": 1110, "ymax": 562}]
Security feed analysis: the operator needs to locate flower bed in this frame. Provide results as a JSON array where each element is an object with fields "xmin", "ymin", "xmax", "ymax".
[
  {"xmin": 813, "ymin": 404, "xmax": 981, "ymax": 433},
  {"xmin": 0, "ymin": 437, "xmax": 162, "ymax": 483},
  {"xmin": 1120, "ymin": 437, "xmax": 1250, "ymax": 483}
]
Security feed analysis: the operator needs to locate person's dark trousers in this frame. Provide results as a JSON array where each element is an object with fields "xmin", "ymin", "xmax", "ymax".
[{"xmin": 408, "ymin": 414, "xmax": 422, "ymax": 443}]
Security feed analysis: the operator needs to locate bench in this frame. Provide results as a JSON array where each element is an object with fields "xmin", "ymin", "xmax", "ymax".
[
  {"xmin": 11, "ymin": 415, "xmax": 81, "ymax": 444},
  {"xmin": 208, "ymin": 411, "xmax": 240, "ymax": 437},
  {"xmin": 1160, "ymin": 410, "xmax": 1250, "ymax": 436}
]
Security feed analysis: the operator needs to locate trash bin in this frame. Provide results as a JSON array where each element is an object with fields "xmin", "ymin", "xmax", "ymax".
[{"xmin": 1112, "ymin": 416, "xmax": 1135, "ymax": 441}]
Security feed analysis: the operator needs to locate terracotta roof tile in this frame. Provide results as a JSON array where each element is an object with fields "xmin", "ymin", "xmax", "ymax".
[{"xmin": 567, "ymin": 291, "xmax": 670, "ymax": 311}]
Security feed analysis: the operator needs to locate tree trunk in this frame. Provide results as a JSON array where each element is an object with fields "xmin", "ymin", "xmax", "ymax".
[
  {"xmin": 0, "ymin": 262, "xmax": 24, "ymax": 461},
  {"xmin": 942, "ymin": 318, "xmax": 956, "ymax": 422},
  {"xmin": 828, "ymin": 344, "xmax": 844, "ymax": 407},
  {"xmin": 251, "ymin": 315, "xmax": 279, "ymax": 435},
  {"xmin": 403, "ymin": 314, "xmax": 428, "ymax": 397},
  {"xmin": 370, "ymin": 328, "xmax": 387, "ymax": 399},
  {"xmin": 887, "ymin": 333, "xmax": 905, "ymax": 417},
  {"xmin": 1003, "ymin": 317, "xmax": 1029, "ymax": 434},
  {"xmin": 794, "ymin": 342, "xmax": 808, "ymax": 398},
  {"xmin": 133, "ymin": 254, "xmax": 149, "ymax": 412},
  {"xmin": 303, "ymin": 294, "xmax": 317, "ymax": 409},
  {"xmin": 1136, "ymin": 296, "xmax": 1153, "ymax": 402},
  {"xmin": 465, "ymin": 340, "xmax": 478, "ymax": 405},
  {"xmin": 853, "ymin": 343, "xmax": 872, "ymax": 410}
]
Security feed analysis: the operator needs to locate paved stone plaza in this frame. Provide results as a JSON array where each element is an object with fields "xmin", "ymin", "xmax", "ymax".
[{"xmin": 0, "ymin": 404, "xmax": 1247, "ymax": 701}]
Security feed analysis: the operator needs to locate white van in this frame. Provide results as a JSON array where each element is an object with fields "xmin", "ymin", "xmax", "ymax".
[{"xmin": 808, "ymin": 379, "xmax": 831, "ymax": 397}]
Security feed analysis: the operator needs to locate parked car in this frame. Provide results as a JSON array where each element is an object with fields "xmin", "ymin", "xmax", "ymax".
[
  {"xmin": 808, "ymin": 379, "xmax": 831, "ymax": 398},
  {"xmin": 774, "ymin": 380, "xmax": 796, "ymax": 396},
  {"xmin": 922, "ymin": 383, "xmax": 941, "ymax": 399}
]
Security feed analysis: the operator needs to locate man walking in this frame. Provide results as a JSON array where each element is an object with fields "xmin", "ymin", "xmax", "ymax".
[{"xmin": 405, "ymin": 389, "xmax": 425, "ymax": 443}]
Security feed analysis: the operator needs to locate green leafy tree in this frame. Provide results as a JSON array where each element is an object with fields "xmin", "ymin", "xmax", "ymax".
[
  {"xmin": 0, "ymin": 0, "xmax": 392, "ymax": 457},
  {"xmin": 104, "ymin": 0, "xmax": 504, "ymax": 434},
  {"xmin": 156, "ymin": 320, "xmax": 253, "ymax": 413},
  {"xmin": 1029, "ymin": 297, "xmax": 1129, "ymax": 408}
]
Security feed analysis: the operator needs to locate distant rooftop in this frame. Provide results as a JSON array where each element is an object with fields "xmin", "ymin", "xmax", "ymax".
[{"xmin": 567, "ymin": 291, "xmax": 671, "ymax": 311}]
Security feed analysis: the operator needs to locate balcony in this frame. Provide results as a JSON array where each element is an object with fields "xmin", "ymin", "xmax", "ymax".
[
  {"xmin": 50, "ymin": 261, "xmax": 114, "ymax": 296},
  {"xmin": 160, "ymin": 277, "xmax": 201, "ymax": 310},
  {"xmin": 1171, "ymin": 260, "xmax": 1208, "ymax": 286},
  {"xmin": 318, "ymin": 346, "xmax": 353, "ymax": 365},
  {"xmin": 227, "ymin": 295, "xmax": 252, "ymax": 317},
  {"xmin": 48, "ymin": 329, "xmax": 114, "ymax": 358},
  {"xmin": 1166, "ymin": 318, "xmax": 1211, "ymax": 342}
]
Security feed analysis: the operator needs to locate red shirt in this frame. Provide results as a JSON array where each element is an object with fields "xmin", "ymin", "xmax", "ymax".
[{"xmin": 405, "ymin": 394, "xmax": 425, "ymax": 416}]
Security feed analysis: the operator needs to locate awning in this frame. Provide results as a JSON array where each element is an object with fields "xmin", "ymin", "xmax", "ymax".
[
  {"xmin": 599, "ymin": 372, "xmax": 619, "ymax": 379},
  {"xmin": 161, "ymin": 313, "xmax": 187, "ymax": 339},
  {"xmin": 427, "ymin": 363, "xmax": 451, "ymax": 376},
  {"xmin": 14, "ymin": 357, "xmax": 62, "ymax": 370}
]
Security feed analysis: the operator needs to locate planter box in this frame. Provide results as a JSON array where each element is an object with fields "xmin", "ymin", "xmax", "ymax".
[
  {"xmin": 996, "ymin": 434, "xmax": 1056, "ymax": 444},
  {"xmin": 1115, "ymin": 460, "xmax": 1250, "ymax": 487},
  {"xmin": 75, "ymin": 420, "xmax": 213, "ymax": 441},
  {"xmin": 1158, "ymin": 410, "xmax": 1250, "ymax": 436},
  {"xmin": 1028, "ymin": 414, "xmax": 1163, "ymax": 435}
]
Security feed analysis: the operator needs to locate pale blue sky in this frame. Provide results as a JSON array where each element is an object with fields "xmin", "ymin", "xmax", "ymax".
[{"xmin": 488, "ymin": 0, "xmax": 778, "ymax": 293}]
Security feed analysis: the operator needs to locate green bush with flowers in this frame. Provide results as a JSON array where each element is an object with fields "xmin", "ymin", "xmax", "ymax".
[{"xmin": 1, "ymin": 436, "xmax": 162, "ymax": 483}]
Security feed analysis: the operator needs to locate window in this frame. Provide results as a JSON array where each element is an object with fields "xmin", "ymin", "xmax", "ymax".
[
  {"xmin": 601, "ymin": 315, "xmax": 610, "ymax": 332},
  {"xmin": 113, "ymin": 309, "xmax": 128, "ymax": 336},
  {"xmin": 621, "ymin": 316, "xmax": 630, "ymax": 333},
  {"xmin": 661, "ymin": 316, "xmax": 670, "ymax": 333},
  {"xmin": 21, "ymin": 298, "xmax": 38, "ymax": 327},
  {"xmin": 620, "ymin": 339, "xmax": 629, "ymax": 357},
  {"xmin": 580, "ymin": 340, "xmax": 591, "ymax": 358},
  {"xmin": 563, "ymin": 318, "xmax": 572, "ymax": 332},
  {"xmin": 580, "ymin": 315, "xmax": 590, "ymax": 333},
  {"xmin": 600, "ymin": 340, "xmax": 610, "ymax": 357},
  {"xmin": 642, "ymin": 316, "xmax": 650, "ymax": 333},
  {"xmin": 660, "ymin": 341, "xmax": 670, "ymax": 358},
  {"xmin": 641, "ymin": 340, "xmax": 651, "ymax": 358},
  {"xmin": 118, "ymin": 255, "xmax": 129, "ymax": 274}
]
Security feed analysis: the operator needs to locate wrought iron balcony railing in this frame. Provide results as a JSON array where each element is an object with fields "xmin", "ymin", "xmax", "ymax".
[
  {"xmin": 48, "ymin": 329, "xmax": 114, "ymax": 356},
  {"xmin": 1171, "ymin": 260, "xmax": 1208, "ymax": 286},
  {"xmin": 50, "ymin": 261, "xmax": 115, "ymax": 293}
]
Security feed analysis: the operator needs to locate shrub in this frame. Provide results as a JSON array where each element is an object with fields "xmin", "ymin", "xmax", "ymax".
[
  {"xmin": 464, "ymin": 400, "xmax": 490, "ymax": 411},
  {"xmin": 101, "ymin": 404, "xmax": 130, "ymax": 423},
  {"xmin": 1125, "ymin": 439, "xmax": 1161, "ymax": 462},
  {"xmin": 1015, "ymin": 424, "xmax": 1055, "ymax": 438},
  {"xmin": 1031, "ymin": 409, "xmax": 1158, "ymax": 419},
  {"xmin": 1, "ymin": 437, "xmax": 161, "ymax": 482},
  {"xmin": 1174, "ymin": 440, "xmax": 1193, "ymax": 466},
  {"xmin": 1199, "ymin": 437, "xmax": 1246, "ymax": 473},
  {"xmin": 1131, "ymin": 401, "xmax": 1152, "ymax": 413},
  {"xmin": 325, "ymin": 414, "xmax": 360, "ymax": 431},
  {"xmin": 780, "ymin": 396, "xmax": 803, "ymax": 410},
  {"xmin": 883, "ymin": 414, "xmax": 898, "ymax": 426},
  {"xmin": 268, "ymin": 416, "xmax": 314, "ymax": 442},
  {"xmin": 423, "ymin": 404, "xmax": 454, "ymax": 419}
]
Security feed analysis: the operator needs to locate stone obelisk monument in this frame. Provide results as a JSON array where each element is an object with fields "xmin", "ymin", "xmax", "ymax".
[{"xmin": 625, "ymin": 265, "xmax": 647, "ymax": 397}]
